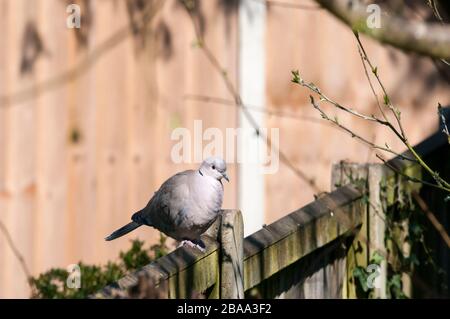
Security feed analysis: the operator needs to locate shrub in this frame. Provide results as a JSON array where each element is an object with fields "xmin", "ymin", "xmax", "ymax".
[{"xmin": 30, "ymin": 235, "xmax": 168, "ymax": 299}]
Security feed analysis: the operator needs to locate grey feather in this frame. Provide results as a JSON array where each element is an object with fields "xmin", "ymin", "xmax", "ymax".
[
  {"xmin": 105, "ymin": 157, "xmax": 228, "ymax": 246},
  {"xmin": 105, "ymin": 221, "xmax": 141, "ymax": 241}
]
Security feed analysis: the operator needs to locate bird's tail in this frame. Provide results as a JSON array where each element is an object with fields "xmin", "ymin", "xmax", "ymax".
[{"xmin": 105, "ymin": 221, "xmax": 142, "ymax": 241}]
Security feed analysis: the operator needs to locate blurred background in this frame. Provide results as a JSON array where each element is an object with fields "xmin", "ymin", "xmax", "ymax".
[{"xmin": 0, "ymin": 0, "xmax": 449, "ymax": 298}]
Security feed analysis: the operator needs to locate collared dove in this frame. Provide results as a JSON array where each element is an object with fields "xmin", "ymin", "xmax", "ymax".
[{"xmin": 105, "ymin": 157, "xmax": 229, "ymax": 251}]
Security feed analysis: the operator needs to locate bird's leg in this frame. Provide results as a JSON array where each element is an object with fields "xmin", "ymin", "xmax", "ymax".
[{"xmin": 178, "ymin": 239, "xmax": 206, "ymax": 253}]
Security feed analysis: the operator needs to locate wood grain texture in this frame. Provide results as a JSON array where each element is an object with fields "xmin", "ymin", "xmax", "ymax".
[
  {"xmin": 0, "ymin": 0, "xmax": 238, "ymax": 297},
  {"xmin": 220, "ymin": 209, "xmax": 244, "ymax": 298},
  {"xmin": 95, "ymin": 235, "xmax": 220, "ymax": 299},
  {"xmin": 243, "ymin": 185, "xmax": 362, "ymax": 291}
]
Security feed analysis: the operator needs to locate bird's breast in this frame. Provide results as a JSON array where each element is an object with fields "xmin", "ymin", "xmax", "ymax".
[{"xmin": 191, "ymin": 177, "xmax": 223, "ymax": 221}]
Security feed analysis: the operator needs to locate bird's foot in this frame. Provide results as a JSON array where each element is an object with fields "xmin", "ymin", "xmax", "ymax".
[{"xmin": 178, "ymin": 239, "xmax": 206, "ymax": 253}]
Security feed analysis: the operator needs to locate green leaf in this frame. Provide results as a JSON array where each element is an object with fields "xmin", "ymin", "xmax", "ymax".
[
  {"xmin": 410, "ymin": 221, "xmax": 423, "ymax": 237},
  {"xmin": 370, "ymin": 251, "xmax": 384, "ymax": 265},
  {"xmin": 372, "ymin": 66, "xmax": 378, "ymax": 76},
  {"xmin": 353, "ymin": 266, "xmax": 369, "ymax": 292},
  {"xmin": 383, "ymin": 94, "xmax": 390, "ymax": 105},
  {"xmin": 119, "ymin": 239, "xmax": 152, "ymax": 271},
  {"xmin": 291, "ymin": 70, "xmax": 301, "ymax": 84},
  {"xmin": 409, "ymin": 254, "xmax": 420, "ymax": 266},
  {"xmin": 389, "ymin": 274, "xmax": 402, "ymax": 289}
]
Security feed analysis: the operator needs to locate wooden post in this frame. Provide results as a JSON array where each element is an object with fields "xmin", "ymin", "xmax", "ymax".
[
  {"xmin": 331, "ymin": 162, "xmax": 387, "ymax": 298},
  {"xmin": 332, "ymin": 162, "xmax": 370, "ymax": 299},
  {"xmin": 367, "ymin": 165, "xmax": 387, "ymax": 299},
  {"xmin": 219, "ymin": 209, "xmax": 244, "ymax": 299}
]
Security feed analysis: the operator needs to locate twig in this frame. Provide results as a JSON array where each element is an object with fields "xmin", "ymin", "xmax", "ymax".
[
  {"xmin": 0, "ymin": 220, "xmax": 32, "ymax": 285},
  {"xmin": 356, "ymin": 42, "xmax": 388, "ymax": 125},
  {"xmin": 376, "ymin": 154, "xmax": 450, "ymax": 193},
  {"xmin": 297, "ymin": 78, "xmax": 386, "ymax": 124},
  {"xmin": 356, "ymin": 35, "xmax": 449, "ymax": 191},
  {"xmin": 314, "ymin": 0, "xmax": 450, "ymax": 60},
  {"xmin": 251, "ymin": 0, "xmax": 321, "ymax": 10},
  {"xmin": 293, "ymin": 34, "xmax": 450, "ymax": 192},
  {"xmin": 354, "ymin": 32, "xmax": 406, "ymax": 141},
  {"xmin": 412, "ymin": 192, "xmax": 450, "ymax": 249},
  {"xmin": 308, "ymin": 95, "xmax": 416, "ymax": 162},
  {"xmin": 427, "ymin": 0, "xmax": 444, "ymax": 22},
  {"xmin": 438, "ymin": 103, "xmax": 450, "ymax": 143},
  {"xmin": 426, "ymin": 0, "xmax": 450, "ymax": 66},
  {"xmin": 293, "ymin": 70, "xmax": 406, "ymax": 145},
  {"xmin": 356, "ymin": 34, "xmax": 450, "ymax": 190},
  {"xmin": 184, "ymin": 94, "xmax": 332, "ymax": 126},
  {"xmin": 182, "ymin": 1, "xmax": 319, "ymax": 191}
]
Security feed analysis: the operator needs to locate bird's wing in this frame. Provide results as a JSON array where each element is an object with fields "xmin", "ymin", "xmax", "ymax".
[{"xmin": 138, "ymin": 170, "xmax": 194, "ymax": 235}]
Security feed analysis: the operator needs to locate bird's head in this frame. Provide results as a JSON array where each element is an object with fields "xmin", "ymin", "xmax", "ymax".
[{"xmin": 199, "ymin": 157, "xmax": 229, "ymax": 182}]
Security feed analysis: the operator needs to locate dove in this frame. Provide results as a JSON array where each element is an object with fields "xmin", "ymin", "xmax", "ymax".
[{"xmin": 105, "ymin": 157, "xmax": 229, "ymax": 251}]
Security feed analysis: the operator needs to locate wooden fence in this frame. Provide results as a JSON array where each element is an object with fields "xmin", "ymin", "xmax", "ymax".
[
  {"xmin": 95, "ymin": 185, "xmax": 363, "ymax": 298},
  {"xmin": 94, "ymin": 129, "xmax": 450, "ymax": 299},
  {"xmin": 1, "ymin": 0, "xmax": 449, "ymax": 298}
]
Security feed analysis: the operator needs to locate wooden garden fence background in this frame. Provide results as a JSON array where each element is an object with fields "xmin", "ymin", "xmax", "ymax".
[{"xmin": 1, "ymin": 0, "xmax": 449, "ymax": 298}]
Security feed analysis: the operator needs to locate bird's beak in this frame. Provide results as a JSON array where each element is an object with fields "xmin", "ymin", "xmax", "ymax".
[{"xmin": 222, "ymin": 172, "xmax": 230, "ymax": 182}]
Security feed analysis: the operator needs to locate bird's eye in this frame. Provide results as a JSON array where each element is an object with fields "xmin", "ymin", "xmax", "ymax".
[{"xmin": 212, "ymin": 165, "xmax": 216, "ymax": 170}]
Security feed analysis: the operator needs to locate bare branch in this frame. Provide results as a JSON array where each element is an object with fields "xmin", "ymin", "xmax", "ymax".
[
  {"xmin": 181, "ymin": 1, "xmax": 319, "ymax": 191},
  {"xmin": 295, "ymin": 75, "xmax": 387, "ymax": 124},
  {"xmin": 251, "ymin": 0, "xmax": 321, "ymax": 10},
  {"xmin": 356, "ymin": 41, "xmax": 388, "ymax": 123},
  {"xmin": 314, "ymin": 0, "xmax": 450, "ymax": 60},
  {"xmin": 376, "ymin": 154, "xmax": 449, "ymax": 192},
  {"xmin": 354, "ymin": 34, "xmax": 450, "ymax": 190},
  {"xmin": 354, "ymin": 33, "xmax": 406, "ymax": 141},
  {"xmin": 438, "ymin": 103, "xmax": 450, "ymax": 144},
  {"xmin": 292, "ymin": 34, "xmax": 450, "ymax": 192},
  {"xmin": 0, "ymin": 220, "xmax": 32, "ymax": 286},
  {"xmin": 184, "ymin": 94, "xmax": 334, "ymax": 126},
  {"xmin": 293, "ymin": 69, "xmax": 406, "ymax": 143},
  {"xmin": 412, "ymin": 192, "xmax": 450, "ymax": 249},
  {"xmin": 308, "ymin": 95, "xmax": 416, "ymax": 162}
]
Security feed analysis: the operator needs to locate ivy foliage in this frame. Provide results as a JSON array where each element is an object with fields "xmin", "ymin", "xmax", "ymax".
[
  {"xmin": 336, "ymin": 166, "xmax": 446, "ymax": 298},
  {"xmin": 30, "ymin": 235, "xmax": 168, "ymax": 299},
  {"xmin": 352, "ymin": 251, "xmax": 384, "ymax": 297}
]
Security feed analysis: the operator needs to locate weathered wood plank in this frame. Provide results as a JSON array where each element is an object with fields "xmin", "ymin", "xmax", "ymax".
[
  {"xmin": 220, "ymin": 210, "xmax": 244, "ymax": 299},
  {"xmin": 367, "ymin": 165, "xmax": 387, "ymax": 298},
  {"xmin": 243, "ymin": 185, "xmax": 363, "ymax": 291},
  {"xmin": 252, "ymin": 236, "xmax": 349, "ymax": 299},
  {"xmin": 94, "ymin": 235, "xmax": 220, "ymax": 299},
  {"xmin": 331, "ymin": 149, "xmax": 427, "ymax": 298}
]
